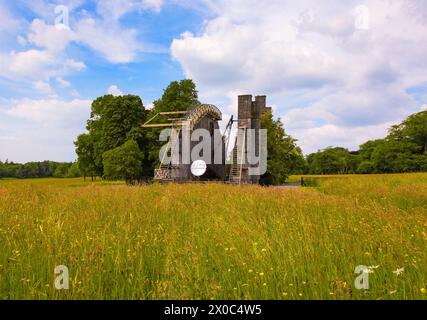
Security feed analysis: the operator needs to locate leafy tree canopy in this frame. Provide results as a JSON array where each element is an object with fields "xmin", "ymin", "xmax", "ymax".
[
  {"xmin": 103, "ymin": 140, "xmax": 144, "ymax": 184},
  {"xmin": 307, "ymin": 110, "xmax": 427, "ymax": 175},
  {"xmin": 260, "ymin": 110, "xmax": 305, "ymax": 184},
  {"xmin": 75, "ymin": 95, "xmax": 147, "ymax": 180},
  {"xmin": 146, "ymin": 79, "xmax": 200, "ymax": 169}
]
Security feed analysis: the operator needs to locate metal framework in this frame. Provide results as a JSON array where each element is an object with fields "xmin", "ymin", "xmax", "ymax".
[{"xmin": 144, "ymin": 104, "xmax": 223, "ymax": 181}]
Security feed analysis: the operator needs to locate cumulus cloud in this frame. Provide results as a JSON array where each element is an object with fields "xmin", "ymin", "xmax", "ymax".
[
  {"xmin": 28, "ymin": 19, "xmax": 76, "ymax": 52},
  {"xmin": 0, "ymin": 49, "xmax": 55, "ymax": 79},
  {"xmin": 23, "ymin": 0, "xmax": 165, "ymax": 64},
  {"xmin": 107, "ymin": 85, "xmax": 124, "ymax": 96},
  {"xmin": 142, "ymin": 0, "xmax": 164, "ymax": 12},
  {"xmin": 171, "ymin": 0, "xmax": 427, "ymax": 153},
  {"xmin": 0, "ymin": 98, "xmax": 91, "ymax": 162},
  {"xmin": 290, "ymin": 122, "xmax": 394, "ymax": 154},
  {"xmin": 32, "ymin": 80, "xmax": 55, "ymax": 96},
  {"xmin": 96, "ymin": 0, "xmax": 164, "ymax": 20},
  {"xmin": 75, "ymin": 17, "xmax": 141, "ymax": 63},
  {"xmin": 0, "ymin": 3, "xmax": 21, "ymax": 32},
  {"xmin": 23, "ymin": 16, "xmax": 141, "ymax": 64},
  {"xmin": 0, "ymin": 49, "xmax": 86, "ymax": 82},
  {"xmin": 56, "ymin": 77, "xmax": 71, "ymax": 88},
  {"xmin": 0, "ymin": 0, "xmax": 169, "ymax": 162},
  {"xmin": 0, "ymin": 19, "xmax": 85, "ymax": 92},
  {"xmin": 16, "ymin": 35, "xmax": 28, "ymax": 46}
]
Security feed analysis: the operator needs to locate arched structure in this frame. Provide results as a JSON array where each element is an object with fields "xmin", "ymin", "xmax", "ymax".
[
  {"xmin": 184, "ymin": 104, "xmax": 222, "ymax": 130},
  {"xmin": 143, "ymin": 95, "xmax": 269, "ymax": 184},
  {"xmin": 144, "ymin": 103, "xmax": 225, "ymax": 181}
]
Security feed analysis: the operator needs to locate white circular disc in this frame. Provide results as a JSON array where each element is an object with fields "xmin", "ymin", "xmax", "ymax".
[{"xmin": 191, "ymin": 160, "xmax": 207, "ymax": 176}]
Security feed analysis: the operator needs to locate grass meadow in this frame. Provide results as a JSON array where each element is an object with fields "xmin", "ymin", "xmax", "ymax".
[{"xmin": 0, "ymin": 174, "xmax": 426, "ymax": 300}]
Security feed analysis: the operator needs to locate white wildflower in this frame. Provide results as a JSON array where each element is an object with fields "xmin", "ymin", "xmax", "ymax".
[{"xmin": 392, "ymin": 267, "xmax": 404, "ymax": 276}]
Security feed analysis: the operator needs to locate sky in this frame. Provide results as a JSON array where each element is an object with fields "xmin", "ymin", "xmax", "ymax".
[{"xmin": 0, "ymin": 0, "xmax": 427, "ymax": 163}]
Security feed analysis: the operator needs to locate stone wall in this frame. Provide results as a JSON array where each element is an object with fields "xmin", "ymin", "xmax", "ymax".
[{"xmin": 236, "ymin": 95, "xmax": 267, "ymax": 184}]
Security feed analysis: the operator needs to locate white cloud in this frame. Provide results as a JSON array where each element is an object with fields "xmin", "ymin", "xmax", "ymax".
[
  {"xmin": 4, "ymin": 0, "xmax": 148, "ymax": 64},
  {"xmin": 23, "ymin": 16, "xmax": 140, "ymax": 64},
  {"xmin": 75, "ymin": 17, "xmax": 140, "ymax": 63},
  {"xmin": 56, "ymin": 77, "xmax": 71, "ymax": 88},
  {"xmin": 65, "ymin": 0, "xmax": 166, "ymax": 63},
  {"xmin": 16, "ymin": 35, "xmax": 28, "ymax": 46},
  {"xmin": 28, "ymin": 19, "xmax": 76, "ymax": 52},
  {"xmin": 95, "ymin": 0, "xmax": 164, "ymax": 19},
  {"xmin": 171, "ymin": 0, "xmax": 427, "ymax": 153},
  {"xmin": 32, "ymin": 80, "xmax": 55, "ymax": 96},
  {"xmin": 141, "ymin": 0, "xmax": 164, "ymax": 12},
  {"xmin": 0, "ymin": 49, "xmax": 55, "ymax": 80},
  {"xmin": 64, "ymin": 59, "xmax": 86, "ymax": 71},
  {"xmin": 0, "ymin": 49, "xmax": 86, "ymax": 82},
  {"xmin": 17, "ymin": 0, "xmax": 86, "ymax": 22},
  {"xmin": 283, "ymin": 85, "xmax": 417, "ymax": 128},
  {"xmin": 0, "ymin": 3, "xmax": 21, "ymax": 32},
  {"xmin": 107, "ymin": 85, "xmax": 124, "ymax": 96},
  {"xmin": 0, "ymin": 98, "xmax": 91, "ymax": 162},
  {"xmin": 289, "ymin": 122, "xmax": 394, "ymax": 154},
  {"xmin": 3, "ymin": 98, "xmax": 90, "ymax": 125}
]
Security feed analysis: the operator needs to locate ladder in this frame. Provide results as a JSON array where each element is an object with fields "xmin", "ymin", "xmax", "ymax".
[{"xmin": 229, "ymin": 126, "xmax": 246, "ymax": 184}]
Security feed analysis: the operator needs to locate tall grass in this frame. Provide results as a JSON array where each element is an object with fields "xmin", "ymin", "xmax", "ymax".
[{"xmin": 0, "ymin": 174, "xmax": 426, "ymax": 299}]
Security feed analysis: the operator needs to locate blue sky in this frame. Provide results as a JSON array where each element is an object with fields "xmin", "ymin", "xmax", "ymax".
[{"xmin": 1, "ymin": 0, "xmax": 427, "ymax": 162}]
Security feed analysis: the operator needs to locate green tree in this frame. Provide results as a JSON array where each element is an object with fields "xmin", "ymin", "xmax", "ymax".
[
  {"xmin": 150, "ymin": 79, "xmax": 199, "ymax": 114},
  {"xmin": 83, "ymin": 94, "xmax": 147, "ymax": 175},
  {"xmin": 0, "ymin": 161, "xmax": 4, "ymax": 178},
  {"xmin": 357, "ymin": 161, "xmax": 376, "ymax": 174},
  {"xmin": 389, "ymin": 110, "xmax": 427, "ymax": 153},
  {"xmin": 74, "ymin": 79, "xmax": 200, "ymax": 181},
  {"xmin": 260, "ymin": 110, "xmax": 305, "ymax": 184},
  {"xmin": 357, "ymin": 111, "xmax": 427, "ymax": 174},
  {"xmin": 358, "ymin": 139, "xmax": 385, "ymax": 161},
  {"xmin": 146, "ymin": 79, "xmax": 200, "ymax": 171},
  {"xmin": 371, "ymin": 140, "xmax": 420, "ymax": 173},
  {"xmin": 66, "ymin": 162, "xmax": 81, "ymax": 178},
  {"xmin": 75, "ymin": 134, "xmax": 98, "ymax": 181},
  {"xmin": 103, "ymin": 140, "xmax": 144, "ymax": 184},
  {"xmin": 53, "ymin": 163, "xmax": 71, "ymax": 178},
  {"xmin": 307, "ymin": 147, "xmax": 357, "ymax": 174}
]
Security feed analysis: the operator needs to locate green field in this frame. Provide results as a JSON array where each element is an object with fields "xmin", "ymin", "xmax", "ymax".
[{"xmin": 1, "ymin": 174, "xmax": 426, "ymax": 300}]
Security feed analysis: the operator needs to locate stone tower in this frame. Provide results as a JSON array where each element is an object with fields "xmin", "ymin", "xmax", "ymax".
[{"xmin": 230, "ymin": 95, "xmax": 269, "ymax": 184}]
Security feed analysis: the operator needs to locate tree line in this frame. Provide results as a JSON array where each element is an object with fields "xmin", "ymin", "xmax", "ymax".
[
  {"xmin": 0, "ymin": 160, "xmax": 80, "ymax": 179},
  {"xmin": 2, "ymin": 79, "xmax": 425, "ymax": 182},
  {"xmin": 305, "ymin": 110, "xmax": 427, "ymax": 174}
]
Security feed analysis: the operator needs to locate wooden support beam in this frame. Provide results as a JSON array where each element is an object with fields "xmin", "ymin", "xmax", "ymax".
[
  {"xmin": 142, "ymin": 112, "xmax": 160, "ymax": 127},
  {"xmin": 142, "ymin": 122, "xmax": 184, "ymax": 128},
  {"xmin": 159, "ymin": 111, "xmax": 187, "ymax": 115}
]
